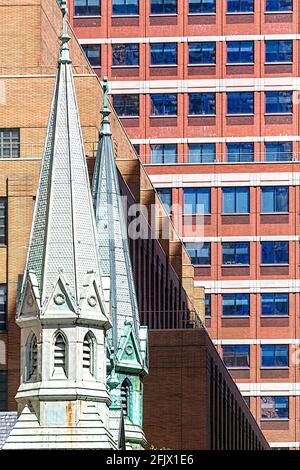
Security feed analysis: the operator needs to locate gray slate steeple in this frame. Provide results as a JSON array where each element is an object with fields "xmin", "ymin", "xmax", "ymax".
[
  {"xmin": 3, "ymin": 2, "xmax": 116, "ymax": 450},
  {"xmin": 22, "ymin": 2, "xmax": 106, "ymax": 311},
  {"xmin": 92, "ymin": 79, "xmax": 148, "ymax": 450}
]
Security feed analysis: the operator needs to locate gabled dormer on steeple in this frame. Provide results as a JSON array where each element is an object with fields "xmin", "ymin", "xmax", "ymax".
[
  {"xmin": 92, "ymin": 78, "xmax": 148, "ymax": 450},
  {"xmin": 3, "ymin": 2, "xmax": 116, "ymax": 450}
]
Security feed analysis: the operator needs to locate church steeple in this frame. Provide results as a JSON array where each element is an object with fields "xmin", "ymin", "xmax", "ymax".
[
  {"xmin": 92, "ymin": 78, "xmax": 148, "ymax": 450},
  {"xmin": 4, "ymin": 2, "xmax": 116, "ymax": 449}
]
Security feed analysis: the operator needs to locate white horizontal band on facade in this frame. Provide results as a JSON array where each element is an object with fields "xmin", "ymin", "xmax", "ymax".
[
  {"xmin": 149, "ymin": 172, "xmax": 300, "ymax": 187},
  {"xmin": 183, "ymin": 236, "xmax": 299, "ymax": 243},
  {"xmin": 238, "ymin": 383, "xmax": 300, "ymax": 396},
  {"xmin": 194, "ymin": 279, "xmax": 300, "ymax": 293},
  {"xmin": 214, "ymin": 339, "xmax": 300, "ymax": 346},
  {"xmin": 270, "ymin": 443, "xmax": 300, "ymax": 448},
  {"xmin": 131, "ymin": 135, "xmax": 300, "ymax": 145},
  {"xmin": 79, "ymin": 34, "xmax": 299, "ymax": 45},
  {"xmin": 109, "ymin": 77, "xmax": 300, "ymax": 94}
]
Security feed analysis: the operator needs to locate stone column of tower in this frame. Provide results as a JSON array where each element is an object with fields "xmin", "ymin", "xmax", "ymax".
[
  {"xmin": 92, "ymin": 78, "xmax": 149, "ymax": 450},
  {"xmin": 3, "ymin": 2, "xmax": 117, "ymax": 450}
]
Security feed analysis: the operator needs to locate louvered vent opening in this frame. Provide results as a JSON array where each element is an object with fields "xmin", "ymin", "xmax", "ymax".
[
  {"xmin": 28, "ymin": 335, "xmax": 38, "ymax": 380},
  {"xmin": 121, "ymin": 382, "xmax": 129, "ymax": 417},
  {"xmin": 83, "ymin": 336, "xmax": 92, "ymax": 372},
  {"xmin": 54, "ymin": 334, "xmax": 66, "ymax": 373}
]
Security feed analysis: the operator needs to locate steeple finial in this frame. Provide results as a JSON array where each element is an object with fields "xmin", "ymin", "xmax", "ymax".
[
  {"xmin": 101, "ymin": 77, "xmax": 111, "ymax": 135},
  {"xmin": 59, "ymin": 0, "xmax": 71, "ymax": 64}
]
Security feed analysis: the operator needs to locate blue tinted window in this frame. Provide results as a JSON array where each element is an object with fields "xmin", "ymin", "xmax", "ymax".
[
  {"xmin": 189, "ymin": 0, "xmax": 216, "ymax": 13},
  {"xmin": 189, "ymin": 42, "xmax": 216, "ymax": 64},
  {"xmin": 261, "ymin": 293, "xmax": 289, "ymax": 316},
  {"xmin": 151, "ymin": 0, "xmax": 177, "ymax": 14},
  {"xmin": 188, "ymin": 144, "xmax": 216, "ymax": 163},
  {"xmin": 112, "ymin": 44, "xmax": 139, "ymax": 66},
  {"xmin": 261, "ymin": 186, "xmax": 289, "ymax": 213},
  {"xmin": 266, "ymin": 0, "xmax": 292, "ymax": 12},
  {"xmin": 261, "ymin": 241, "xmax": 289, "ymax": 265},
  {"xmin": 150, "ymin": 43, "xmax": 177, "ymax": 65},
  {"xmin": 222, "ymin": 187, "xmax": 249, "ymax": 214},
  {"xmin": 222, "ymin": 345, "xmax": 250, "ymax": 368},
  {"xmin": 189, "ymin": 93, "xmax": 216, "ymax": 115},
  {"xmin": 266, "ymin": 40, "xmax": 292, "ymax": 63},
  {"xmin": 151, "ymin": 144, "xmax": 177, "ymax": 164},
  {"xmin": 222, "ymin": 293, "xmax": 250, "ymax": 317},
  {"xmin": 74, "ymin": 0, "xmax": 101, "ymax": 16},
  {"xmin": 261, "ymin": 345, "xmax": 289, "ymax": 368},
  {"xmin": 227, "ymin": 41, "xmax": 254, "ymax": 63},
  {"xmin": 82, "ymin": 45, "xmax": 101, "ymax": 67},
  {"xmin": 157, "ymin": 188, "xmax": 172, "ymax": 214},
  {"xmin": 112, "ymin": 0, "xmax": 139, "ymax": 15},
  {"xmin": 222, "ymin": 242, "xmax": 250, "ymax": 265},
  {"xmin": 265, "ymin": 142, "xmax": 293, "ymax": 162},
  {"xmin": 185, "ymin": 242, "xmax": 211, "ymax": 265},
  {"xmin": 227, "ymin": 92, "xmax": 254, "ymax": 114},
  {"xmin": 205, "ymin": 293, "xmax": 211, "ymax": 317},
  {"xmin": 113, "ymin": 94, "xmax": 139, "ymax": 116},
  {"xmin": 150, "ymin": 94, "xmax": 177, "ymax": 116},
  {"xmin": 265, "ymin": 91, "xmax": 293, "ymax": 114},
  {"xmin": 227, "ymin": 143, "xmax": 254, "ymax": 162},
  {"xmin": 184, "ymin": 188, "xmax": 211, "ymax": 214},
  {"xmin": 227, "ymin": 0, "xmax": 254, "ymax": 13},
  {"xmin": 261, "ymin": 396, "xmax": 289, "ymax": 420}
]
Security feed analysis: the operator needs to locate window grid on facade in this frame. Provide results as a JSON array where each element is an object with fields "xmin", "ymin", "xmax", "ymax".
[
  {"xmin": 112, "ymin": 44, "xmax": 139, "ymax": 66},
  {"xmin": 151, "ymin": 43, "xmax": 177, "ymax": 65},
  {"xmin": 261, "ymin": 345, "xmax": 289, "ymax": 368},
  {"xmin": 82, "ymin": 45, "xmax": 101, "ymax": 67},
  {"xmin": 189, "ymin": 0, "xmax": 216, "ymax": 14},
  {"xmin": 0, "ymin": 129, "xmax": 19, "ymax": 158},
  {"xmin": 112, "ymin": 0, "xmax": 139, "ymax": 15},
  {"xmin": 74, "ymin": 0, "xmax": 101, "ymax": 16},
  {"xmin": 113, "ymin": 94, "xmax": 139, "ymax": 117},
  {"xmin": 261, "ymin": 396, "xmax": 289, "ymax": 420},
  {"xmin": 189, "ymin": 42, "xmax": 216, "ymax": 65},
  {"xmin": 151, "ymin": 0, "xmax": 177, "ymax": 15},
  {"xmin": 222, "ymin": 345, "xmax": 250, "ymax": 369},
  {"xmin": 261, "ymin": 186, "xmax": 289, "ymax": 213},
  {"xmin": 151, "ymin": 144, "xmax": 177, "ymax": 164},
  {"xmin": 265, "ymin": 0, "xmax": 292, "ymax": 12},
  {"xmin": 227, "ymin": 0, "xmax": 254, "ymax": 13},
  {"xmin": 188, "ymin": 143, "xmax": 216, "ymax": 163}
]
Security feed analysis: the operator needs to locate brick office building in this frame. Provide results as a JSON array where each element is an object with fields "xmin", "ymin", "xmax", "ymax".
[{"xmin": 70, "ymin": 0, "xmax": 300, "ymax": 449}]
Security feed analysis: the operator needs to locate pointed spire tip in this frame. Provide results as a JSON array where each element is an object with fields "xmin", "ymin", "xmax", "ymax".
[
  {"xmin": 59, "ymin": 0, "xmax": 71, "ymax": 64},
  {"xmin": 101, "ymin": 77, "xmax": 111, "ymax": 136}
]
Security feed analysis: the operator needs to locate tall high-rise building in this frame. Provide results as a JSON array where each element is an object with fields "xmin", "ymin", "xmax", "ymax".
[{"xmin": 70, "ymin": 0, "xmax": 300, "ymax": 449}]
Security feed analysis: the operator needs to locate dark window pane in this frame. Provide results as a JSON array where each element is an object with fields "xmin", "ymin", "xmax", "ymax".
[
  {"xmin": 227, "ymin": 92, "xmax": 254, "ymax": 115},
  {"xmin": 205, "ymin": 293, "xmax": 211, "ymax": 317},
  {"xmin": 227, "ymin": 0, "xmax": 254, "ymax": 13},
  {"xmin": 265, "ymin": 142, "xmax": 293, "ymax": 162},
  {"xmin": 151, "ymin": 0, "xmax": 177, "ymax": 14},
  {"xmin": 150, "ymin": 43, "xmax": 177, "ymax": 65},
  {"xmin": 222, "ymin": 242, "xmax": 250, "ymax": 265},
  {"xmin": 222, "ymin": 293, "xmax": 250, "ymax": 317},
  {"xmin": 227, "ymin": 143, "xmax": 254, "ymax": 162},
  {"xmin": 112, "ymin": 44, "xmax": 139, "ymax": 66},
  {"xmin": 157, "ymin": 188, "xmax": 172, "ymax": 214},
  {"xmin": 265, "ymin": 0, "xmax": 292, "ymax": 12},
  {"xmin": 113, "ymin": 94, "xmax": 139, "ymax": 116},
  {"xmin": 261, "ymin": 186, "xmax": 289, "ymax": 213},
  {"xmin": 189, "ymin": 42, "xmax": 216, "ymax": 64},
  {"xmin": 227, "ymin": 41, "xmax": 254, "ymax": 64},
  {"xmin": 265, "ymin": 91, "xmax": 293, "ymax": 114},
  {"xmin": 261, "ymin": 345, "xmax": 289, "ymax": 368},
  {"xmin": 82, "ymin": 45, "xmax": 101, "ymax": 67},
  {"xmin": 0, "ymin": 129, "xmax": 20, "ymax": 158},
  {"xmin": 184, "ymin": 188, "xmax": 211, "ymax": 214},
  {"xmin": 189, "ymin": 93, "xmax": 216, "ymax": 115},
  {"xmin": 188, "ymin": 143, "xmax": 215, "ymax": 163},
  {"xmin": 0, "ymin": 371, "xmax": 7, "ymax": 411},
  {"xmin": 151, "ymin": 144, "xmax": 177, "ymax": 164},
  {"xmin": 185, "ymin": 242, "xmax": 211, "ymax": 265},
  {"xmin": 223, "ymin": 345, "xmax": 250, "ymax": 368},
  {"xmin": 265, "ymin": 40, "xmax": 292, "ymax": 63},
  {"xmin": 261, "ymin": 241, "xmax": 289, "ymax": 265},
  {"xmin": 189, "ymin": 0, "xmax": 216, "ymax": 13},
  {"xmin": 112, "ymin": 0, "xmax": 139, "ymax": 15},
  {"xmin": 261, "ymin": 396, "xmax": 289, "ymax": 420},
  {"xmin": 74, "ymin": 0, "xmax": 101, "ymax": 16},
  {"xmin": 261, "ymin": 293, "xmax": 289, "ymax": 316},
  {"xmin": 150, "ymin": 94, "xmax": 177, "ymax": 116},
  {"xmin": 222, "ymin": 187, "xmax": 249, "ymax": 214}
]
